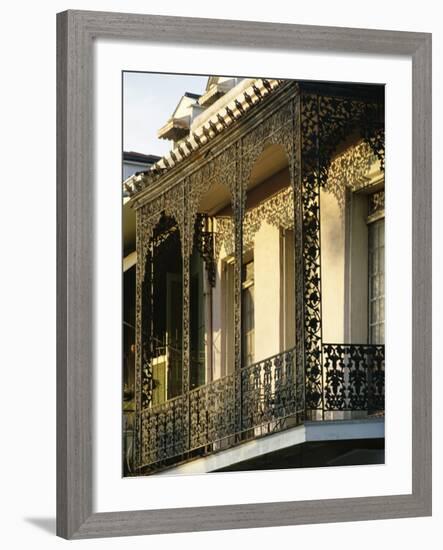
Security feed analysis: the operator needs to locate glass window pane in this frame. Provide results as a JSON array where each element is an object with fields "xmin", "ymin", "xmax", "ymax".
[{"xmin": 368, "ymin": 217, "xmax": 385, "ymax": 345}]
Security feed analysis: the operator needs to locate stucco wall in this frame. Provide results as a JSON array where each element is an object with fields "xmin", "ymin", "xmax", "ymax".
[
  {"xmin": 254, "ymin": 222, "xmax": 281, "ymax": 362},
  {"xmin": 320, "ymin": 188, "xmax": 346, "ymax": 343},
  {"xmin": 347, "ymin": 193, "xmax": 369, "ymax": 343}
]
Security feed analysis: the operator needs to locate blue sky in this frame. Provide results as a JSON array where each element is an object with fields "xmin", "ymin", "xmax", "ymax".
[{"xmin": 123, "ymin": 72, "xmax": 208, "ymax": 157}]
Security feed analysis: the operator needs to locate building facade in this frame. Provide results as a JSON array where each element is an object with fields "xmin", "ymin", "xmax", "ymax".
[
  {"xmin": 124, "ymin": 77, "xmax": 385, "ymax": 475},
  {"xmin": 123, "ymin": 151, "xmax": 161, "ymax": 184}
]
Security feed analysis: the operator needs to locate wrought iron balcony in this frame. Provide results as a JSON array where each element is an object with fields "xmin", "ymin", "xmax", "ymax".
[
  {"xmin": 322, "ymin": 343, "xmax": 385, "ymax": 413},
  {"xmin": 136, "ymin": 343, "xmax": 384, "ymax": 473}
]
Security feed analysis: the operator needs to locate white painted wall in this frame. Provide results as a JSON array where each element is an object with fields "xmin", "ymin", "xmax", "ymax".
[
  {"xmin": 211, "ymin": 247, "xmax": 224, "ymax": 379},
  {"xmin": 254, "ymin": 221, "xmax": 281, "ymax": 361},
  {"xmin": 320, "ymin": 188, "xmax": 346, "ymax": 343},
  {"xmin": 348, "ymin": 192, "xmax": 370, "ymax": 343}
]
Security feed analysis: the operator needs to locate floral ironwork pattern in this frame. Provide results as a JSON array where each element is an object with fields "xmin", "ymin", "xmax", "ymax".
[
  {"xmin": 138, "ymin": 344, "xmax": 383, "ymax": 471},
  {"xmin": 326, "ymin": 140, "xmax": 380, "ymax": 211},
  {"xmin": 243, "ymin": 186, "xmax": 294, "ymax": 250},
  {"xmin": 368, "ymin": 190, "xmax": 385, "ymax": 219},
  {"xmin": 241, "ymin": 347, "xmax": 302, "ymax": 432},
  {"xmin": 193, "ymin": 214, "xmax": 217, "ymax": 287},
  {"xmin": 214, "ymin": 216, "xmax": 235, "ymax": 259},
  {"xmin": 322, "ymin": 344, "xmax": 385, "ymax": 412},
  {"xmin": 189, "ymin": 374, "xmax": 236, "ymax": 449},
  {"xmin": 300, "ymin": 94, "xmax": 323, "ymax": 412},
  {"xmin": 139, "ymin": 217, "xmax": 182, "ymax": 411},
  {"xmin": 214, "ymin": 186, "xmax": 294, "ymax": 257},
  {"xmin": 140, "ymin": 395, "xmax": 186, "ymax": 466},
  {"xmin": 241, "ymin": 99, "xmax": 295, "ymax": 184},
  {"xmin": 362, "ymin": 125, "xmax": 385, "ymax": 171},
  {"xmin": 300, "ymin": 93, "xmax": 385, "ymax": 413}
]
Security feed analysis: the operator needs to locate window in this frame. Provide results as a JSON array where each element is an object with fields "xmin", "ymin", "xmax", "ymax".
[
  {"xmin": 242, "ymin": 260, "xmax": 255, "ymax": 367},
  {"xmin": 368, "ymin": 217, "xmax": 385, "ymax": 344},
  {"xmin": 222, "ymin": 259, "xmax": 235, "ymax": 376}
]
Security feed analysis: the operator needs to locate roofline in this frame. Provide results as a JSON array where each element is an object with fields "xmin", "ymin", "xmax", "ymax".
[
  {"xmin": 123, "ymin": 151, "xmax": 161, "ymax": 164},
  {"xmin": 184, "ymin": 92, "xmax": 201, "ymax": 100},
  {"xmin": 125, "ymin": 79, "xmax": 384, "ymax": 202}
]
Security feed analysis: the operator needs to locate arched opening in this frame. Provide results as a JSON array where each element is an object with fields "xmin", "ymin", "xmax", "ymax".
[
  {"xmin": 147, "ymin": 213, "xmax": 183, "ymax": 404},
  {"xmin": 190, "ymin": 182, "xmax": 235, "ymax": 386},
  {"xmin": 241, "ymin": 143, "xmax": 297, "ymax": 433},
  {"xmin": 242, "ymin": 143, "xmax": 294, "ymax": 365}
]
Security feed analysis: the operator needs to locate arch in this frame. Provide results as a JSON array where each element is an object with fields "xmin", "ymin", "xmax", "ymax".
[
  {"xmin": 241, "ymin": 99, "xmax": 296, "ymax": 195},
  {"xmin": 241, "ymin": 141, "xmax": 296, "ymax": 373},
  {"xmin": 189, "ymin": 179, "xmax": 236, "ymax": 384},
  {"xmin": 139, "ymin": 212, "xmax": 184, "ymax": 409},
  {"xmin": 242, "ymin": 143, "xmax": 293, "ymax": 251}
]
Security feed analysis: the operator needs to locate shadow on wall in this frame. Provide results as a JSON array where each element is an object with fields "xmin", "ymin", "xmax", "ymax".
[{"xmin": 23, "ymin": 517, "xmax": 56, "ymax": 535}]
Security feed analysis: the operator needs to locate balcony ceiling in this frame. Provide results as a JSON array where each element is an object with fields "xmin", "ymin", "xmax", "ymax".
[
  {"xmin": 248, "ymin": 143, "xmax": 289, "ymax": 191},
  {"xmin": 197, "ymin": 143, "xmax": 289, "ymax": 216}
]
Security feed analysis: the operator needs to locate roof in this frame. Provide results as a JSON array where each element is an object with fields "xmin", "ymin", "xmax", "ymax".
[
  {"xmin": 198, "ymin": 77, "xmax": 238, "ymax": 107},
  {"xmin": 125, "ymin": 78, "xmax": 284, "ymax": 198},
  {"xmin": 157, "ymin": 93, "xmax": 203, "ymax": 141},
  {"xmin": 123, "ymin": 151, "xmax": 161, "ymax": 164},
  {"xmin": 184, "ymin": 92, "xmax": 201, "ymax": 100}
]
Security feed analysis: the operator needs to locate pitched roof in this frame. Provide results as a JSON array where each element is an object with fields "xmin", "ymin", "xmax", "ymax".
[{"xmin": 123, "ymin": 151, "xmax": 161, "ymax": 164}]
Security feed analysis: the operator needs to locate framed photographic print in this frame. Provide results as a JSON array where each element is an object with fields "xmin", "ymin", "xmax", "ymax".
[{"xmin": 57, "ymin": 10, "xmax": 432, "ymax": 539}]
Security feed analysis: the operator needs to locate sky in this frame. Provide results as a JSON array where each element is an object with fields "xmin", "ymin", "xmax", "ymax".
[{"xmin": 123, "ymin": 72, "xmax": 208, "ymax": 157}]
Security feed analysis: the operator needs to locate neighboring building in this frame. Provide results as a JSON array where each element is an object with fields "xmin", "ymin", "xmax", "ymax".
[
  {"xmin": 123, "ymin": 151, "xmax": 161, "ymax": 183},
  {"xmin": 123, "ymin": 76, "xmax": 385, "ymax": 476}
]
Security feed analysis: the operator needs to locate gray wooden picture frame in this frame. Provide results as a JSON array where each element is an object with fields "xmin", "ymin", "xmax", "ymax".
[{"xmin": 56, "ymin": 9, "xmax": 432, "ymax": 539}]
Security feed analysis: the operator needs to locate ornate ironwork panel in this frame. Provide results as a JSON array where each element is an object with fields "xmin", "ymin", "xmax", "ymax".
[
  {"xmin": 214, "ymin": 216, "xmax": 234, "ymax": 260},
  {"xmin": 138, "ymin": 216, "xmax": 183, "ymax": 411},
  {"xmin": 322, "ymin": 344, "xmax": 385, "ymax": 412},
  {"xmin": 367, "ymin": 345, "xmax": 385, "ymax": 412},
  {"xmin": 187, "ymin": 144, "xmax": 238, "ymax": 235},
  {"xmin": 134, "ymin": 205, "xmax": 186, "ymax": 467},
  {"xmin": 136, "ymin": 343, "xmax": 384, "ymax": 471},
  {"xmin": 140, "ymin": 246, "xmax": 154, "ymax": 410},
  {"xmin": 291, "ymin": 93, "xmax": 306, "ymax": 422},
  {"xmin": 140, "ymin": 395, "xmax": 186, "ymax": 466},
  {"xmin": 242, "ymin": 186, "xmax": 294, "ymax": 250},
  {"xmin": 233, "ymin": 147, "xmax": 244, "ymax": 436},
  {"xmin": 181, "ymin": 181, "xmax": 192, "ymax": 450},
  {"xmin": 368, "ymin": 190, "xmax": 385, "ymax": 219},
  {"xmin": 300, "ymin": 92, "xmax": 385, "ymax": 413},
  {"xmin": 189, "ymin": 373, "xmax": 236, "ymax": 449},
  {"xmin": 193, "ymin": 213, "xmax": 216, "ymax": 287},
  {"xmin": 241, "ymin": 98, "xmax": 295, "ymax": 183},
  {"xmin": 241, "ymin": 347, "xmax": 301, "ymax": 432},
  {"xmin": 326, "ymin": 140, "xmax": 380, "ymax": 211},
  {"xmin": 300, "ymin": 94, "xmax": 323, "ymax": 412},
  {"xmin": 362, "ymin": 120, "xmax": 385, "ymax": 171}
]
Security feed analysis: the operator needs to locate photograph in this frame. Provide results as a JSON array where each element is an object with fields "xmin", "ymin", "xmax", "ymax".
[
  {"xmin": 122, "ymin": 73, "xmax": 385, "ymax": 477},
  {"xmin": 1, "ymin": 1, "xmax": 436, "ymax": 544}
]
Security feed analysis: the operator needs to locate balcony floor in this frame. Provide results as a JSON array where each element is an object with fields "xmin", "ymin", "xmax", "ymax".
[{"xmin": 153, "ymin": 417, "xmax": 385, "ymax": 476}]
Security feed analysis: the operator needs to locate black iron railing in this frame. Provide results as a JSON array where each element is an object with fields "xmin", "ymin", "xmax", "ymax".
[
  {"xmin": 322, "ymin": 343, "xmax": 385, "ymax": 413},
  {"xmin": 241, "ymin": 347, "xmax": 303, "ymax": 432},
  {"xmin": 190, "ymin": 373, "xmax": 236, "ymax": 449},
  {"xmin": 137, "ymin": 343, "xmax": 384, "ymax": 472}
]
